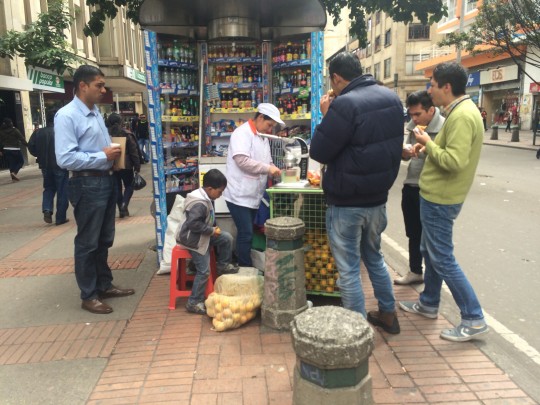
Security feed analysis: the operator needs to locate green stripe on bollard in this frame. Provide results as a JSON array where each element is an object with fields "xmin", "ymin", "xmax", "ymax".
[
  {"xmin": 299, "ymin": 360, "xmax": 369, "ymax": 388},
  {"xmin": 266, "ymin": 238, "xmax": 304, "ymax": 251}
]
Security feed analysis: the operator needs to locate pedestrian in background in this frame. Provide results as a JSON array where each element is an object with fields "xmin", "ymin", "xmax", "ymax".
[
  {"xmin": 481, "ymin": 108, "xmax": 487, "ymax": 131},
  {"xmin": 505, "ymin": 110, "xmax": 513, "ymax": 132},
  {"xmin": 223, "ymin": 103, "xmax": 283, "ymax": 267},
  {"xmin": 106, "ymin": 113, "xmax": 141, "ymax": 218},
  {"xmin": 395, "ymin": 90, "xmax": 445, "ymax": 286},
  {"xmin": 55, "ymin": 65, "xmax": 134, "ymax": 315},
  {"xmin": 135, "ymin": 114, "xmax": 150, "ymax": 163},
  {"xmin": 0, "ymin": 118, "xmax": 28, "ymax": 181},
  {"xmin": 28, "ymin": 108, "xmax": 70, "ymax": 225},
  {"xmin": 400, "ymin": 62, "xmax": 488, "ymax": 342},
  {"xmin": 309, "ymin": 51, "xmax": 404, "ymax": 334}
]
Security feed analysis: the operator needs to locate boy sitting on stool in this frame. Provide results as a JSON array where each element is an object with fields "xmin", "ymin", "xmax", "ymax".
[{"xmin": 176, "ymin": 169, "xmax": 238, "ymax": 315}]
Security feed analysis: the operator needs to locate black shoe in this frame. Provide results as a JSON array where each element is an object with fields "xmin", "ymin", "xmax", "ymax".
[
  {"xmin": 43, "ymin": 211, "xmax": 53, "ymax": 224},
  {"xmin": 217, "ymin": 264, "xmax": 240, "ymax": 275},
  {"xmin": 120, "ymin": 204, "xmax": 130, "ymax": 218},
  {"xmin": 56, "ymin": 219, "xmax": 70, "ymax": 226},
  {"xmin": 367, "ymin": 310, "xmax": 400, "ymax": 334},
  {"xmin": 536, "ymin": 148, "xmax": 540, "ymax": 159}
]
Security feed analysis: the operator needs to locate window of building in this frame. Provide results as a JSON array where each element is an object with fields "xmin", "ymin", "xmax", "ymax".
[
  {"xmin": 374, "ymin": 36, "xmax": 381, "ymax": 52},
  {"xmin": 384, "ymin": 29, "xmax": 392, "ymax": 47},
  {"xmin": 367, "ymin": 18, "xmax": 372, "ymax": 32},
  {"xmin": 366, "ymin": 42, "xmax": 372, "ymax": 57},
  {"xmin": 384, "ymin": 58, "xmax": 391, "ymax": 78},
  {"xmin": 441, "ymin": 0, "xmax": 456, "ymax": 22},
  {"xmin": 74, "ymin": 4, "xmax": 86, "ymax": 54},
  {"xmin": 375, "ymin": 12, "xmax": 381, "ymax": 25},
  {"xmin": 365, "ymin": 66, "xmax": 371, "ymax": 75},
  {"xmin": 373, "ymin": 63, "xmax": 380, "ymax": 80},
  {"xmin": 466, "ymin": 0, "xmax": 478, "ymax": 13},
  {"xmin": 408, "ymin": 24, "xmax": 430, "ymax": 40},
  {"xmin": 405, "ymin": 54, "xmax": 429, "ymax": 75}
]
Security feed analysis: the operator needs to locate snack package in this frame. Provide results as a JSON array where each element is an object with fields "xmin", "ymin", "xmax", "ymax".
[{"xmin": 205, "ymin": 272, "xmax": 264, "ymax": 332}]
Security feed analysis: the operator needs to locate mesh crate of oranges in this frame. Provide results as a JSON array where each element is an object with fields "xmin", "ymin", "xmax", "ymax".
[{"xmin": 303, "ymin": 228, "xmax": 339, "ymax": 296}]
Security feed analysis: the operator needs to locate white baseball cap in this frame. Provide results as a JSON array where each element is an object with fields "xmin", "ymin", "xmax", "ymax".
[{"xmin": 257, "ymin": 103, "xmax": 285, "ymax": 125}]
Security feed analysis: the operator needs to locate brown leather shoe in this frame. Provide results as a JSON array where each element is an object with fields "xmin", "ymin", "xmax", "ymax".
[
  {"xmin": 367, "ymin": 310, "xmax": 400, "ymax": 334},
  {"xmin": 99, "ymin": 285, "xmax": 135, "ymax": 299},
  {"xmin": 81, "ymin": 299, "xmax": 113, "ymax": 314}
]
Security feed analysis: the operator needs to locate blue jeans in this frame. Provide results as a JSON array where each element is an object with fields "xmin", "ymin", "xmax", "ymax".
[
  {"xmin": 226, "ymin": 201, "xmax": 257, "ymax": 266},
  {"xmin": 138, "ymin": 139, "xmax": 150, "ymax": 162},
  {"xmin": 42, "ymin": 168, "xmax": 69, "ymax": 223},
  {"xmin": 188, "ymin": 232, "xmax": 234, "ymax": 305},
  {"xmin": 419, "ymin": 197, "xmax": 485, "ymax": 327},
  {"xmin": 68, "ymin": 175, "xmax": 117, "ymax": 300},
  {"xmin": 326, "ymin": 204, "xmax": 395, "ymax": 317},
  {"xmin": 114, "ymin": 170, "xmax": 135, "ymax": 207}
]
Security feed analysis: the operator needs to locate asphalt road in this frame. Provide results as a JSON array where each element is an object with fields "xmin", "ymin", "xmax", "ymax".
[{"xmin": 382, "ymin": 144, "xmax": 540, "ymax": 400}]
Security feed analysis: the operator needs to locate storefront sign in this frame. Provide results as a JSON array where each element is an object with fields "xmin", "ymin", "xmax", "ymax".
[
  {"xmin": 27, "ymin": 67, "xmax": 65, "ymax": 93},
  {"xmin": 125, "ymin": 66, "xmax": 146, "ymax": 84},
  {"xmin": 530, "ymin": 82, "xmax": 540, "ymax": 93},
  {"xmin": 466, "ymin": 71, "xmax": 480, "ymax": 87},
  {"xmin": 480, "ymin": 65, "xmax": 518, "ymax": 85}
]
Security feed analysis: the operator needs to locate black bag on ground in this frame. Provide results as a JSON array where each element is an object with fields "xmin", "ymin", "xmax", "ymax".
[{"xmin": 133, "ymin": 172, "xmax": 147, "ymax": 190}]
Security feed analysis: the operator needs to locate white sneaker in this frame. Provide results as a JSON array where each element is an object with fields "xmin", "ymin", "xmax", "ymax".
[{"xmin": 394, "ymin": 272, "xmax": 424, "ymax": 285}]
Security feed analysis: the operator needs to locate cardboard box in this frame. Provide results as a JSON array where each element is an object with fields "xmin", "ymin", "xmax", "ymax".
[{"xmin": 111, "ymin": 136, "xmax": 126, "ymax": 170}]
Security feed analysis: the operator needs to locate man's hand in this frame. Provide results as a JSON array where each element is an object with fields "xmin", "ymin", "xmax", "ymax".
[
  {"xmin": 213, "ymin": 226, "xmax": 221, "ymax": 236},
  {"xmin": 413, "ymin": 127, "xmax": 431, "ymax": 146},
  {"xmin": 320, "ymin": 94, "xmax": 334, "ymax": 116},
  {"xmin": 402, "ymin": 144, "xmax": 414, "ymax": 159},
  {"xmin": 104, "ymin": 145, "xmax": 121, "ymax": 161},
  {"xmin": 413, "ymin": 143, "xmax": 426, "ymax": 155},
  {"xmin": 269, "ymin": 165, "xmax": 281, "ymax": 177}
]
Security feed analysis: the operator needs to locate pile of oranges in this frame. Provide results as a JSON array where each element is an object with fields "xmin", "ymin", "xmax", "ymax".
[{"xmin": 303, "ymin": 229, "xmax": 339, "ymax": 294}]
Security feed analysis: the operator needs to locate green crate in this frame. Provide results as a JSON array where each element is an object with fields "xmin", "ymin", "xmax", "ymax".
[{"xmin": 268, "ymin": 188, "xmax": 340, "ymax": 297}]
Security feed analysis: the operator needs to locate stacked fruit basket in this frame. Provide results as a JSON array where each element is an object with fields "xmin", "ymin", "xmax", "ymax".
[{"xmin": 267, "ymin": 189, "xmax": 340, "ymax": 296}]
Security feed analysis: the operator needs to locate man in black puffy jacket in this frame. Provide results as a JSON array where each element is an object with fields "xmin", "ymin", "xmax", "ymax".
[
  {"xmin": 310, "ymin": 52, "xmax": 403, "ymax": 334},
  {"xmin": 28, "ymin": 108, "xmax": 69, "ymax": 225}
]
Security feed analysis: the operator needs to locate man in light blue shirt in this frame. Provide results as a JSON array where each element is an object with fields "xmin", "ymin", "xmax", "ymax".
[{"xmin": 55, "ymin": 65, "xmax": 135, "ymax": 314}]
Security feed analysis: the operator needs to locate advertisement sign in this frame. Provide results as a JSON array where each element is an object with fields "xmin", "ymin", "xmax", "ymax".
[
  {"xmin": 466, "ymin": 71, "xmax": 480, "ymax": 87},
  {"xmin": 27, "ymin": 67, "xmax": 65, "ymax": 93},
  {"xmin": 480, "ymin": 65, "xmax": 518, "ymax": 85},
  {"xmin": 530, "ymin": 82, "xmax": 540, "ymax": 93},
  {"xmin": 125, "ymin": 66, "xmax": 146, "ymax": 84}
]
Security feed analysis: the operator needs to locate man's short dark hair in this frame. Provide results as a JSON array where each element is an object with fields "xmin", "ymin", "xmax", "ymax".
[
  {"xmin": 432, "ymin": 62, "xmax": 468, "ymax": 97},
  {"xmin": 203, "ymin": 169, "xmax": 227, "ymax": 189},
  {"xmin": 406, "ymin": 90, "xmax": 434, "ymax": 111},
  {"xmin": 73, "ymin": 65, "xmax": 105, "ymax": 94},
  {"xmin": 45, "ymin": 108, "xmax": 59, "ymax": 126},
  {"xmin": 329, "ymin": 52, "xmax": 362, "ymax": 81}
]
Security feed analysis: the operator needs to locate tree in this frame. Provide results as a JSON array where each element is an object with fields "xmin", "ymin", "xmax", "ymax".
[
  {"xmin": 440, "ymin": 0, "xmax": 540, "ymax": 80},
  {"xmin": 0, "ymin": 0, "xmax": 83, "ymax": 74},
  {"xmin": 83, "ymin": 0, "xmax": 447, "ymax": 48}
]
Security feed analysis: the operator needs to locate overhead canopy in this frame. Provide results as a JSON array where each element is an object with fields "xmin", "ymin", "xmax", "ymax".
[{"xmin": 139, "ymin": 0, "xmax": 327, "ymax": 40}]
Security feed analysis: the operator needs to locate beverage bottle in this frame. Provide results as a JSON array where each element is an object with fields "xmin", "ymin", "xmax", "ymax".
[
  {"xmin": 251, "ymin": 89, "xmax": 257, "ymax": 108},
  {"xmin": 163, "ymin": 68, "xmax": 170, "ymax": 85},
  {"xmin": 300, "ymin": 41, "xmax": 307, "ymax": 59},
  {"xmin": 160, "ymin": 96, "xmax": 165, "ymax": 113},
  {"xmin": 189, "ymin": 98, "xmax": 195, "ymax": 116},
  {"xmin": 166, "ymin": 43, "xmax": 174, "ymax": 60},
  {"xmin": 157, "ymin": 42, "xmax": 163, "ymax": 59},
  {"xmin": 297, "ymin": 69, "xmax": 303, "ymax": 86},
  {"xmin": 277, "ymin": 97, "xmax": 284, "ymax": 114},
  {"xmin": 169, "ymin": 99, "xmax": 176, "ymax": 116},
  {"xmin": 227, "ymin": 92, "xmax": 233, "ymax": 109},
  {"xmin": 182, "ymin": 99, "xmax": 189, "ymax": 116},
  {"xmin": 293, "ymin": 43, "xmax": 299, "ymax": 60},
  {"xmin": 307, "ymin": 70, "xmax": 311, "ymax": 87},
  {"xmin": 220, "ymin": 92, "xmax": 228, "ymax": 109},
  {"xmin": 179, "ymin": 45, "xmax": 185, "ymax": 63},
  {"xmin": 245, "ymin": 92, "xmax": 252, "ymax": 109},
  {"xmin": 238, "ymin": 92, "xmax": 245, "ymax": 109},
  {"xmin": 286, "ymin": 42, "xmax": 293, "ymax": 62},
  {"xmin": 173, "ymin": 40, "xmax": 180, "ymax": 61},
  {"xmin": 232, "ymin": 89, "xmax": 239, "ymax": 108},
  {"xmin": 193, "ymin": 99, "xmax": 199, "ymax": 116},
  {"xmin": 306, "ymin": 38, "xmax": 311, "ymax": 59},
  {"xmin": 286, "ymin": 97, "xmax": 293, "ymax": 114},
  {"xmin": 256, "ymin": 91, "xmax": 262, "ymax": 106}
]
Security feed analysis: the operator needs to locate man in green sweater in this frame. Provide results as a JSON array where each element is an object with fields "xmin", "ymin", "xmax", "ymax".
[{"xmin": 399, "ymin": 62, "xmax": 488, "ymax": 342}]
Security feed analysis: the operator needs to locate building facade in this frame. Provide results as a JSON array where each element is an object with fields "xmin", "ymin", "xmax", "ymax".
[{"xmin": 0, "ymin": 0, "xmax": 146, "ymax": 167}]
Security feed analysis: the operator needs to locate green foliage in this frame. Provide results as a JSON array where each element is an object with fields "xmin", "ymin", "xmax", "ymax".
[
  {"xmin": 0, "ymin": 0, "xmax": 82, "ymax": 74},
  {"xmin": 440, "ymin": 0, "xmax": 540, "ymax": 70},
  {"xmin": 83, "ymin": 0, "xmax": 446, "ymax": 47}
]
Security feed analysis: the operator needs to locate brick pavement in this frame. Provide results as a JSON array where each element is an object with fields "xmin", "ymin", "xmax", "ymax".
[{"xmin": 0, "ymin": 165, "xmax": 538, "ymax": 404}]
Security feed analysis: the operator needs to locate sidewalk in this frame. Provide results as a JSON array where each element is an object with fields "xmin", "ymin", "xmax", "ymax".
[
  {"xmin": 482, "ymin": 128, "xmax": 538, "ymax": 152},
  {"xmin": 0, "ymin": 161, "xmax": 538, "ymax": 404}
]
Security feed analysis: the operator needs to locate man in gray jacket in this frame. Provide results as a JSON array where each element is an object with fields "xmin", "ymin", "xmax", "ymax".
[{"xmin": 395, "ymin": 90, "xmax": 445, "ymax": 285}]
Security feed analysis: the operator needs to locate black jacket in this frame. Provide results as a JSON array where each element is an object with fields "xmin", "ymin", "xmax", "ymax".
[
  {"xmin": 28, "ymin": 127, "xmax": 59, "ymax": 170},
  {"xmin": 136, "ymin": 120, "xmax": 149, "ymax": 140},
  {"xmin": 310, "ymin": 75, "xmax": 404, "ymax": 206}
]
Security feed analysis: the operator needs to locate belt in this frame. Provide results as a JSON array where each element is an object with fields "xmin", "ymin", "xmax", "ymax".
[{"xmin": 71, "ymin": 170, "xmax": 114, "ymax": 178}]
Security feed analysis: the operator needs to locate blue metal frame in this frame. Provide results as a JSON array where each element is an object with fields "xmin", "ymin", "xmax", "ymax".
[
  {"xmin": 310, "ymin": 31, "xmax": 324, "ymax": 135},
  {"xmin": 143, "ymin": 30, "xmax": 168, "ymax": 263}
]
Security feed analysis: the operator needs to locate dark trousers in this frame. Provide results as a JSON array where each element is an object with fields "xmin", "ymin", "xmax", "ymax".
[
  {"xmin": 3, "ymin": 149, "xmax": 24, "ymax": 174},
  {"xmin": 114, "ymin": 170, "xmax": 135, "ymax": 208},
  {"xmin": 42, "ymin": 168, "xmax": 69, "ymax": 223},
  {"xmin": 506, "ymin": 120, "xmax": 512, "ymax": 131},
  {"xmin": 226, "ymin": 201, "xmax": 257, "ymax": 267},
  {"xmin": 401, "ymin": 185, "xmax": 423, "ymax": 275},
  {"xmin": 68, "ymin": 175, "xmax": 117, "ymax": 300}
]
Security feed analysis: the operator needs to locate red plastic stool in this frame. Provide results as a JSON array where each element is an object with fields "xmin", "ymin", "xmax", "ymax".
[{"xmin": 169, "ymin": 245, "xmax": 217, "ymax": 310}]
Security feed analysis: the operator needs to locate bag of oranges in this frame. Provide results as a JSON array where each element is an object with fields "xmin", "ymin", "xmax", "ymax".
[{"xmin": 205, "ymin": 271, "xmax": 264, "ymax": 332}]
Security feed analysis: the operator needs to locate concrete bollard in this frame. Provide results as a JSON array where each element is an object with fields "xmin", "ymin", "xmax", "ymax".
[
  {"xmin": 262, "ymin": 217, "xmax": 308, "ymax": 331},
  {"xmin": 291, "ymin": 306, "xmax": 375, "ymax": 405},
  {"xmin": 511, "ymin": 127, "xmax": 520, "ymax": 142},
  {"xmin": 490, "ymin": 126, "xmax": 498, "ymax": 140}
]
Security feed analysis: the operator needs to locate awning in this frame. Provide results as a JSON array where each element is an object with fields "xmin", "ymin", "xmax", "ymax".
[
  {"xmin": 0, "ymin": 75, "xmax": 33, "ymax": 92},
  {"xmin": 27, "ymin": 67, "xmax": 65, "ymax": 93}
]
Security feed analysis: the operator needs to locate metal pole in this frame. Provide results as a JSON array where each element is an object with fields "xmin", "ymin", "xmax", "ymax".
[{"xmin": 457, "ymin": 0, "xmax": 467, "ymax": 63}]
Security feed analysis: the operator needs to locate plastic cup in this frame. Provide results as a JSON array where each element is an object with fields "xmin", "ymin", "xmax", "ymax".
[{"xmin": 111, "ymin": 143, "xmax": 121, "ymax": 148}]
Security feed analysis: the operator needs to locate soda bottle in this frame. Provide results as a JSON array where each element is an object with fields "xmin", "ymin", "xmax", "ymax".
[
  {"xmin": 157, "ymin": 42, "xmax": 163, "ymax": 60},
  {"xmin": 300, "ymin": 41, "xmax": 307, "ymax": 60},
  {"xmin": 173, "ymin": 40, "xmax": 180, "ymax": 61},
  {"xmin": 251, "ymin": 89, "xmax": 257, "ymax": 108},
  {"xmin": 306, "ymin": 38, "xmax": 311, "ymax": 59},
  {"xmin": 286, "ymin": 42, "xmax": 293, "ymax": 62},
  {"xmin": 166, "ymin": 43, "xmax": 174, "ymax": 60},
  {"xmin": 232, "ymin": 89, "xmax": 239, "ymax": 108},
  {"xmin": 293, "ymin": 43, "xmax": 299, "ymax": 60}
]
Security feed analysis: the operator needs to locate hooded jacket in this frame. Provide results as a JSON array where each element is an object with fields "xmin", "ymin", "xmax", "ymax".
[
  {"xmin": 310, "ymin": 75, "xmax": 404, "ymax": 206},
  {"xmin": 28, "ymin": 126, "xmax": 60, "ymax": 170},
  {"xmin": 175, "ymin": 188, "xmax": 215, "ymax": 255},
  {"xmin": 0, "ymin": 126, "xmax": 28, "ymax": 150}
]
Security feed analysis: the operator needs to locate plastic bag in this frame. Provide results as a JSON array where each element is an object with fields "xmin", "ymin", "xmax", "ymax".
[
  {"xmin": 132, "ymin": 172, "xmax": 147, "ymax": 190},
  {"xmin": 157, "ymin": 194, "xmax": 185, "ymax": 274},
  {"xmin": 205, "ymin": 271, "xmax": 264, "ymax": 332}
]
